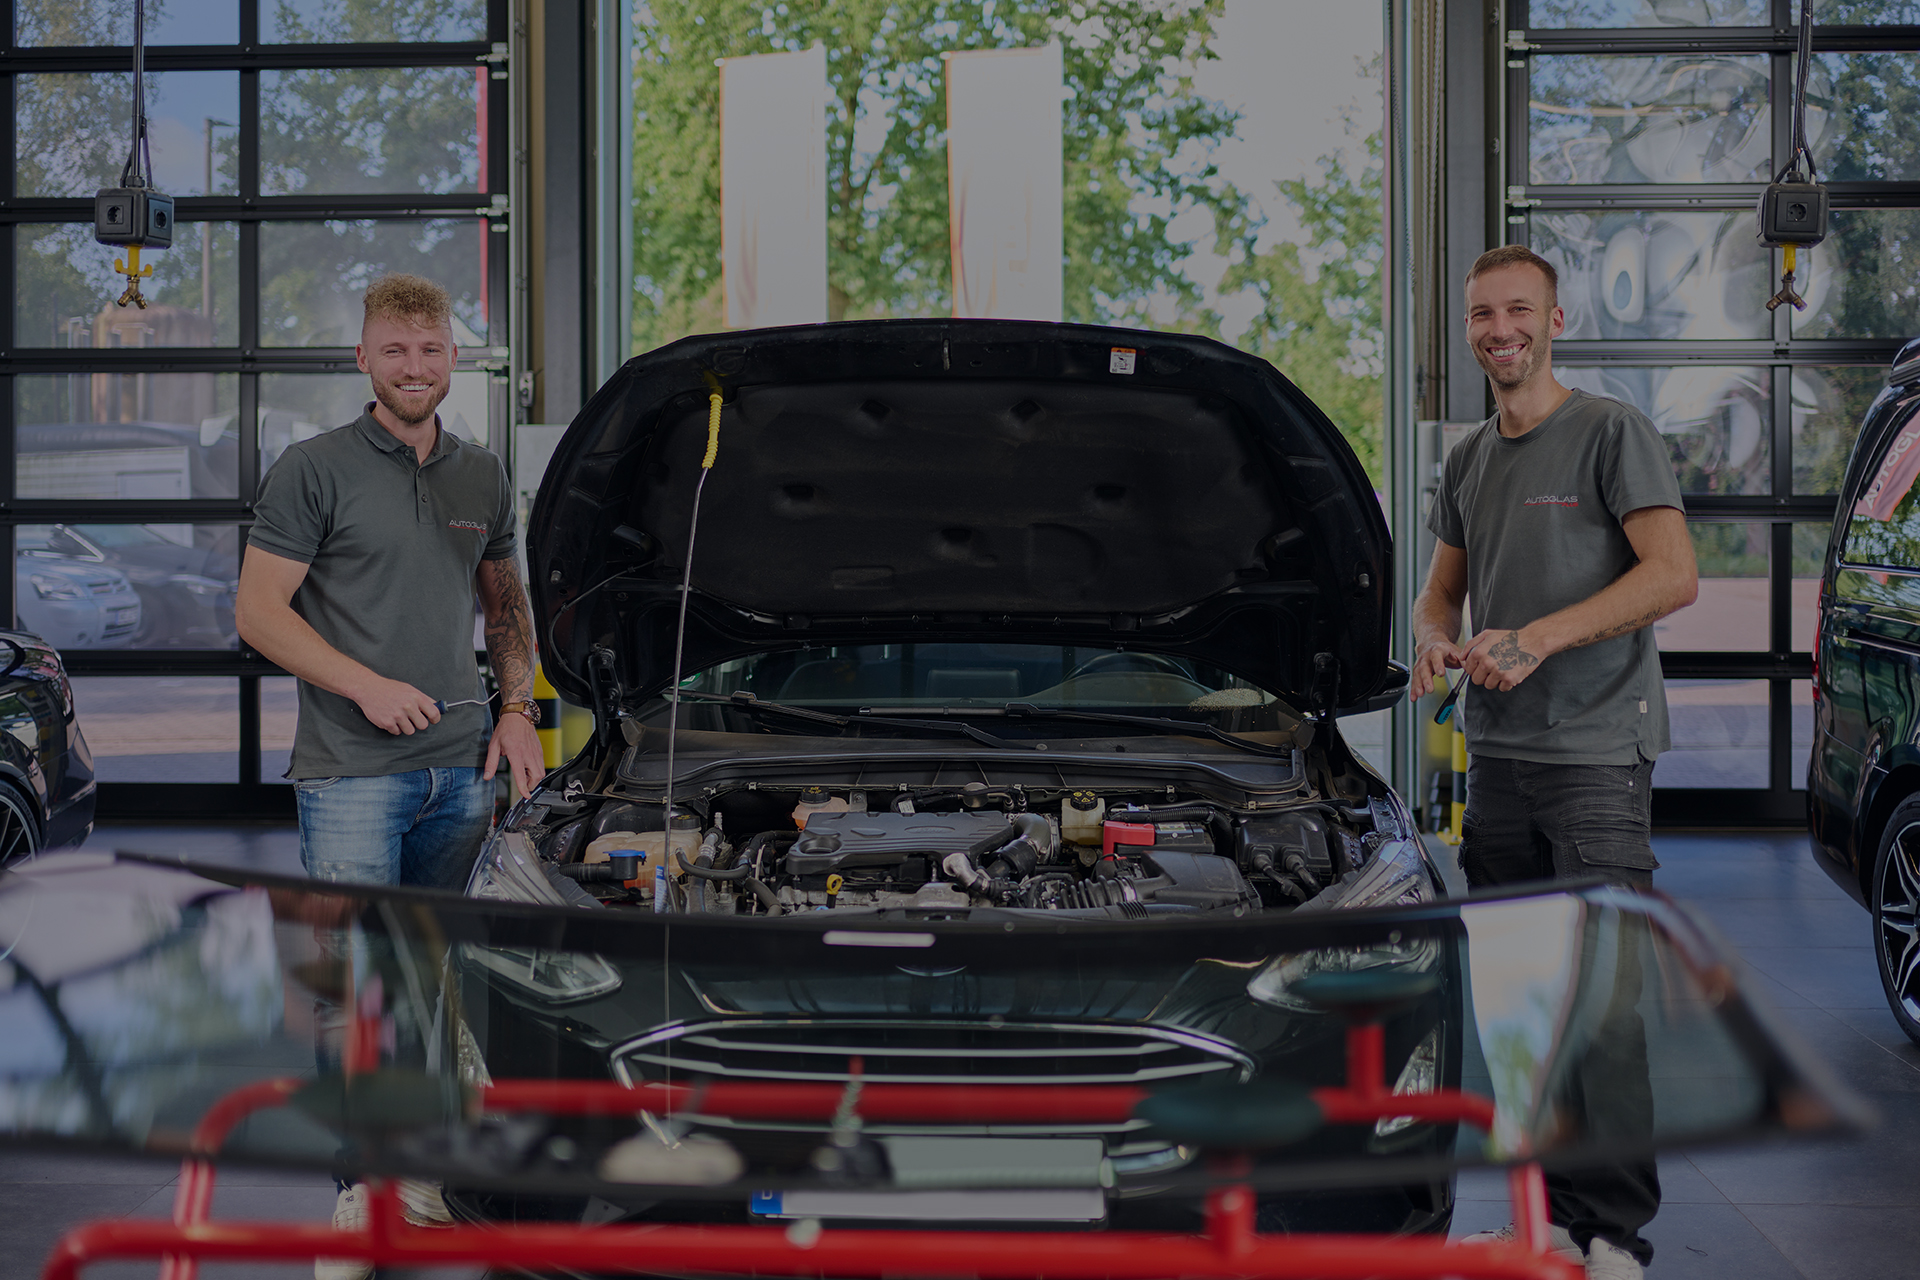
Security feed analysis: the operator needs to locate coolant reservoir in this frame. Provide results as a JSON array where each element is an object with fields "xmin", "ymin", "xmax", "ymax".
[
  {"xmin": 583, "ymin": 811, "xmax": 702, "ymax": 877},
  {"xmin": 792, "ymin": 786, "xmax": 850, "ymax": 829},
  {"xmin": 1060, "ymin": 790, "xmax": 1105, "ymax": 846}
]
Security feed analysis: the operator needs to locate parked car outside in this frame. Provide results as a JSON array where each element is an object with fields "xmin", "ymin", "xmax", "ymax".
[
  {"xmin": 18, "ymin": 523, "xmax": 237, "ymax": 649},
  {"xmin": 0, "ymin": 629, "xmax": 95, "ymax": 860},
  {"xmin": 14, "ymin": 550, "xmax": 140, "ymax": 650},
  {"xmin": 455, "ymin": 320, "xmax": 1449, "ymax": 1236},
  {"xmin": 1808, "ymin": 334, "xmax": 1920, "ymax": 1044}
]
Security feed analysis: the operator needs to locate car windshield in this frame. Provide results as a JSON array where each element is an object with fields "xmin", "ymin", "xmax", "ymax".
[
  {"xmin": 16, "ymin": 525, "xmax": 88, "ymax": 556},
  {"xmin": 681, "ymin": 644, "xmax": 1278, "ymax": 714}
]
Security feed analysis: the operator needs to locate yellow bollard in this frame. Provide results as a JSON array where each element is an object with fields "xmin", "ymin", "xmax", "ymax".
[
  {"xmin": 1439, "ymin": 715, "xmax": 1469, "ymax": 846},
  {"xmin": 532, "ymin": 660, "xmax": 563, "ymax": 769}
]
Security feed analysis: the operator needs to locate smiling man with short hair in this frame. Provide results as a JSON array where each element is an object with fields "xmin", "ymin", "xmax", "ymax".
[
  {"xmin": 1410, "ymin": 244, "xmax": 1697, "ymax": 1278},
  {"xmin": 236, "ymin": 273, "xmax": 544, "ymax": 887}
]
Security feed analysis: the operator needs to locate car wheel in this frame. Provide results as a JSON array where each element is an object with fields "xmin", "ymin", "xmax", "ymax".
[
  {"xmin": 0, "ymin": 783, "xmax": 41, "ymax": 867},
  {"xmin": 1870, "ymin": 796, "xmax": 1920, "ymax": 1045}
]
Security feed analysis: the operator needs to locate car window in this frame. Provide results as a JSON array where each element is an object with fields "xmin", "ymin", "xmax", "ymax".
[
  {"xmin": 683, "ymin": 643, "xmax": 1277, "ymax": 712},
  {"xmin": 1841, "ymin": 404, "xmax": 1920, "ymax": 570}
]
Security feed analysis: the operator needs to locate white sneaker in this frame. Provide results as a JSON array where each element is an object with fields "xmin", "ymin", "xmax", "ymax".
[
  {"xmin": 1584, "ymin": 1238, "xmax": 1645, "ymax": 1279},
  {"xmin": 314, "ymin": 1184, "xmax": 372, "ymax": 1280},
  {"xmin": 313, "ymin": 1180, "xmax": 456, "ymax": 1280},
  {"xmin": 1460, "ymin": 1220, "xmax": 1585, "ymax": 1262}
]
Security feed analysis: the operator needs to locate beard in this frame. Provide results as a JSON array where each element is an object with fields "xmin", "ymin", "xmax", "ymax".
[
  {"xmin": 371, "ymin": 375, "xmax": 446, "ymax": 426},
  {"xmin": 1472, "ymin": 322, "xmax": 1552, "ymax": 389}
]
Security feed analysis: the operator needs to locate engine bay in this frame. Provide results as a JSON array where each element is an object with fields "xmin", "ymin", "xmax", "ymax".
[{"xmin": 497, "ymin": 757, "xmax": 1409, "ymax": 921}]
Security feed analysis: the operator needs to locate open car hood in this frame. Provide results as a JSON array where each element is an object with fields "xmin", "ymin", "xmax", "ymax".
[{"xmin": 530, "ymin": 320, "xmax": 1391, "ymax": 711}]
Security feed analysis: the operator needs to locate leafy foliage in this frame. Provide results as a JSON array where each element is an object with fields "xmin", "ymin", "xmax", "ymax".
[
  {"xmin": 628, "ymin": 0, "xmax": 1242, "ymax": 348},
  {"xmin": 1222, "ymin": 138, "xmax": 1384, "ymax": 485}
]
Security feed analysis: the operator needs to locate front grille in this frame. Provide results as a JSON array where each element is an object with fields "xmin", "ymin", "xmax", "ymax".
[
  {"xmin": 87, "ymin": 579, "xmax": 120, "ymax": 595},
  {"xmin": 612, "ymin": 1019, "xmax": 1253, "ymax": 1088}
]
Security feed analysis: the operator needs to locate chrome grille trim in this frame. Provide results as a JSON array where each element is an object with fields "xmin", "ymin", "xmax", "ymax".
[{"xmin": 610, "ymin": 1018, "xmax": 1254, "ymax": 1088}]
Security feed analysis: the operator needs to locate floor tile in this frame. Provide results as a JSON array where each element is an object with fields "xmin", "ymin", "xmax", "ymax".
[
  {"xmin": 1687, "ymin": 1106, "xmax": 1920, "ymax": 1205},
  {"xmin": 1749, "ymin": 1202, "xmax": 1920, "ymax": 1280},
  {"xmin": 0, "ymin": 1148, "xmax": 178, "ymax": 1185},
  {"xmin": 1641, "ymin": 1203, "xmax": 1810, "ymax": 1280},
  {"xmin": 1762, "ymin": 1006, "xmax": 1920, "ymax": 1094},
  {"xmin": 1825, "ymin": 1005, "xmax": 1920, "ymax": 1058},
  {"xmin": 0, "ymin": 1183, "xmax": 160, "ymax": 1280},
  {"xmin": 1659, "ymin": 1154, "xmax": 1732, "ymax": 1204},
  {"xmin": 1728, "ymin": 948, "xmax": 1888, "ymax": 1011}
]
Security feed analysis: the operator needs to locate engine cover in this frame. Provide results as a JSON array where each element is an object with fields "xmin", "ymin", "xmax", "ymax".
[{"xmin": 785, "ymin": 811, "xmax": 1016, "ymax": 876}]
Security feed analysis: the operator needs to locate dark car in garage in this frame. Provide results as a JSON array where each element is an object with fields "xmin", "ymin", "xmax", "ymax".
[
  {"xmin": 0, "ymin": 630, "xmax": 95, "ymax": 861},
  {"xmin": 1808, "ymin": 335, "xmax": 1920, "ymax": 1044},
  {"xmin": 454, "ymin": 319, "xmax": 1453, "ymax": 1237}
]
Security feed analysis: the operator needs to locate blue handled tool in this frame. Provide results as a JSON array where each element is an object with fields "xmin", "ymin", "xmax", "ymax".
[
  {"xmin": 1433, "ymin": 680, "xmax": 1464, "ymax": 726},
  {"xmin": 434, "ymin": 697, "xmax": 489, "ymax": 714}
]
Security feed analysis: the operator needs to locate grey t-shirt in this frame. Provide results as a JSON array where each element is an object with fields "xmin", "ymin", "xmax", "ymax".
[
  {"xmin": 1426, "ymin": 389, "xmax": 1684, "ymax": 765},
  {"xmin": 248, "ymin": 410, "xmax": 517, "ymax": 778}
]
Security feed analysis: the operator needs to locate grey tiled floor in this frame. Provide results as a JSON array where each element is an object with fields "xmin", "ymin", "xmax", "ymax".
[{"xmin": 5, "ymin": 824, "xmax": 1914, "ymax": 1278}]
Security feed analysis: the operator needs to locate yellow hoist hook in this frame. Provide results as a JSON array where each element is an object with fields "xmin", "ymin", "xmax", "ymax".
[{"xmin": 113, "ymin": 243, "xmax": 154, "ymax": 310}]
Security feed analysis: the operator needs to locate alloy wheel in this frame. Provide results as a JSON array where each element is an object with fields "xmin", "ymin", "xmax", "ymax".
[
  {"xmin": 0, "ymin": 786, "xmax": 39, "ymax": 867},
  {"xmin": 1878, "ymin": 823, "xmax": 1920, "ymax": 1029}
]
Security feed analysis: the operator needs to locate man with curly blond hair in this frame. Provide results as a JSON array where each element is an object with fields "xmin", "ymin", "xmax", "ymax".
[{"xmin": 237, "ymin": 273, "xmax": 543, "ymax": 888}]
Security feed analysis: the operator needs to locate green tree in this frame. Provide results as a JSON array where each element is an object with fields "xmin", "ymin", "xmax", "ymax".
[
  {"xmin": 628, "ymin": 0, "xmax": 1243, "ymax": 351},
  {"xmin": 1222, "ymin": 137, "xmax": 1384, "ymax": 485}
]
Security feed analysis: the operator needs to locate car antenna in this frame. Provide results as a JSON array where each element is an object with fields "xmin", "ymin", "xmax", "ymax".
[{"xmin": 660, "ymin": 376, "xmax": 725, "ymax": 871}]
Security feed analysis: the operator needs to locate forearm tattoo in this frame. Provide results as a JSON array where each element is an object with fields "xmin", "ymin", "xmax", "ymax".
[
  {"xmin": 1487, "ymin": 630, "xmax": 1540, "ymax": 673},
  {"xmin": 481, "ymin": 557, "xmax": 535, "ymax": 703},
  {"xmin": 1569, "ymin": 607, "xmax": 1665, "ymax": 650}
]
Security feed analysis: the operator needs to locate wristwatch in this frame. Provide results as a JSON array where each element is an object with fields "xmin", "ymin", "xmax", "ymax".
[{"xmin": 501, "ymin": 697, "xmax": 542, "ymax": 727}]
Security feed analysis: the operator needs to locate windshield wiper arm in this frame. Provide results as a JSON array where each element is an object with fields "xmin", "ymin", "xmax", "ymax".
[
  {"xmin": 1000, "ymin": 702, "xmax": 1296, "ymax": 759},
  {"xmin": 668, "ymin": 691, "xmax": 1032, "ymax": 750}
]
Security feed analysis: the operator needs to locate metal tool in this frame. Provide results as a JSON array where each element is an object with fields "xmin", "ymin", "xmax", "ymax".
[
  {"xmin": 434, "ymin": 697, "xmax": 490, "ymax": 713},
  {"xmin": 1433, "ymin": 680, "xmax": 1463, "ymax": 726}
]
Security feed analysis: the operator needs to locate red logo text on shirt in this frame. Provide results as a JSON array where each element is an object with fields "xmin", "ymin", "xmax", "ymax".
[
  {"xmin": 1523, "ymin": 495, "xmax": 1579, "ymax": 507},
  {"xmin": 448, "ymin": 519, "xmax": 488, "ymax": 533}
]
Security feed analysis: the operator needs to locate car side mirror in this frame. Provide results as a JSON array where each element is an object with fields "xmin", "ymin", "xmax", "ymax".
[{"xmin": 1336, "ymin": 661, "xmax": 1408, "ymax": 717}]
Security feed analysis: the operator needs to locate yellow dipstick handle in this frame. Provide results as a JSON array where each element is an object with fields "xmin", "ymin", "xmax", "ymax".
[{"xmin": 703, "ymin": 392, "xmax": 722, "ymax": 469}]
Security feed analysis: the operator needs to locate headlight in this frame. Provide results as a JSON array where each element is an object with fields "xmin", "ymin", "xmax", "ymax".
[
  {"xmin": 1375, "ymin": 1025, "xmax": 1441, "ymax": 1137},
  {"xmin": 463, "ymin": 832, "xmax": 623, "ymax": 1005},
  {"xmin": 1245, "ymin": 839, "xmax": 1440, "ymax": 1013},
  {"xmin": 29, "ymin": 574, "xmax": 84, "ymax": 601}
]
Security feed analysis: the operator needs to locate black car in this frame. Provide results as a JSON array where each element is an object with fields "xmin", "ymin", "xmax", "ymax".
[
  {"xmin": 1808, "ymin": 335, "xmax": 1920, "ymax": 1044},
  {"xmin": 458, "ymin": 319, "xmax": 1448, "ymax": 1234},
  {"xmin": 0, "ymin": 629, "xmax": 95, "ymax": 862}
]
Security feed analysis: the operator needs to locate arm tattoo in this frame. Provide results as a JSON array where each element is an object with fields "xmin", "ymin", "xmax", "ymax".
[
  {"xmin": 1569, "ymin": 607, "xmax": 1665, "ymax": 650},
  {"xmin": 1487, "ymin": 630, "xmax": 1540, "ymax": 673},
  {"xmin": 480, "ymin": 557, "xmax": 535, "ymax": 703}
]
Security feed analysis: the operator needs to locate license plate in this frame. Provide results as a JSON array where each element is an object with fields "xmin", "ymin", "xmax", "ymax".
[
  {"xmin": 751, "ymin": 1137, "xmax": 1108, "ymax": 1222},
  {"xmin": 110, "ymin": 608, "xmax": 137, "ymax": 625}
]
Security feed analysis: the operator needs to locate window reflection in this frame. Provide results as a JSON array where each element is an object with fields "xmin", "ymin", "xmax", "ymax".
[
  {"xmin": 1814, "ymin": 1, "xmax": 1920, "ymax": 22},
  {"xmin": 258, "ymin": 220, "xmax": 488, "ymax": 347},
  {"xmin": 1654, "ymin": 679, "xmax": 1768, "ymax": 789},
  {"xmin": 1530, "ymin": 55, "xmax": 1769, "ymax": 184},
  {"xmin": 1654, "ymin": 524, "xmax": 1768, "ymax": 653},
  {"xmin": 1802, "ymin": 52, "xmax": 1920, "ymax": 183},
  {"xmin": 20, "ymin": 525, "xmax": 239, "ymax": 653},
  {"xmin": 1533, "ymin": 210, "xmax": 1770, "ymax": 340},
  {"xmin": 262, "ymin": 0, "xmax": 486, "ymax": 43},
  {"xmin": 261, "ymin": 66, "xmax": 484, "ymax": 196},
  {"xmin": 1792, "ymin": 524, "xmax": 1827, "ymax": 653},
  {"xmin": 15, "ymin": 0, "xmax": 238, "ymax": 46},
  {"xmin": 15, "ymin": 72, "xmax": 239, "ymax": 198},
  {"xmin": 67, "ymin": 677, "xmax": 237, "ymax": 782},
  {"xmin": 1555, "ymin": 366, "xmax": 1768, "ymax": 495},
  {"xmin": 17, "ymin": 223, "xmax": 237, "ymax": 349},
  {"xmin": 16, "ymin": 374, "xmax": 240, "ymax": 500},
  {"xmin": 1793, "ymin": 366, "xmax": 1888, "ymax": 495},
  {"xmin": 258, "ymin": 372, "xmax": 491, "ymax": 476},
  {"xmin": 1796, "ymin": 210, "xmax": 1920, "ymax": 341},
  {"xmin": 1526, "ymin": 1, "xmax": 1770, "ymax": 25}
]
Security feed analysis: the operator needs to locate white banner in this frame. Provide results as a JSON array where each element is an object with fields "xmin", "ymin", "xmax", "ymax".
[
  {"xmin": 945, "ymin": 44, "xmax": 1064, "ymax": 322},
  {"xmin": 720, "ymin": 47, "xmax": 828, "ymax": 329}
]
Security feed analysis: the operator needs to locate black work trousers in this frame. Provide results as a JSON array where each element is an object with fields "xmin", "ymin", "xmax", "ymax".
[{"xmin": 1461, "ymin": 754, "xmax": 1661, "ymax": 1267}]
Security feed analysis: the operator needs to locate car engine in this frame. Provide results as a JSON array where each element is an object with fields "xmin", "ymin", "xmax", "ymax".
[{"xmin": 495, "ymin": 770, "xmax": 1405, "ymax": 920}]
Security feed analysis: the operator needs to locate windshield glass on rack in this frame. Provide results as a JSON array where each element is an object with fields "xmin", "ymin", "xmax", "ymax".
[{"xmin": 679, "ymin": 644, "xmax": 1278, "ymax": 715}]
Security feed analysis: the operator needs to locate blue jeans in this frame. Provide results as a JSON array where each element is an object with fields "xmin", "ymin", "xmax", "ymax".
[{"xmin": 296, "ymin": 767, "xmax": 493, "ymax": 891}]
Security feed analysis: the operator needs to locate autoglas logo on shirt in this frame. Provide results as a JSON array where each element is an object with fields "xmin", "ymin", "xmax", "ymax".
[
  {"xmin": 448, "ymin": 519, "xmax": 488, "ymax": 533},
  {"xmin": 1523, "ymin": 494, "xmax": 1579, "ymax": 507}
]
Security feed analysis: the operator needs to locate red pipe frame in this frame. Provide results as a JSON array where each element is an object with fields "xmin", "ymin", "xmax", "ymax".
[{"xmin": 43, "ymin": 1022, "xmax": 1577, "ymax": 1280}]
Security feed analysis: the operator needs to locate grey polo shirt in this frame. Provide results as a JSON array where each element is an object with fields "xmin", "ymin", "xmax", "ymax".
[{"xmin": 248, "ymin": 409, "xmax": 517, "ymax": 779}]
